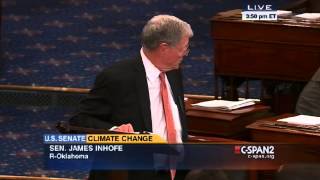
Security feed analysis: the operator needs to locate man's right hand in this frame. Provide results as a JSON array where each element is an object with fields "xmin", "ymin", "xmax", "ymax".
[{"xmin": 112, "ymin": 123, "xmax": 134, "ymax": 133}]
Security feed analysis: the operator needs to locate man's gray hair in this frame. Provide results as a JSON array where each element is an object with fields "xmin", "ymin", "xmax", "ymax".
[{"xmin": 141, "ymin": 15, "xmax": 193, "ymax": 50}]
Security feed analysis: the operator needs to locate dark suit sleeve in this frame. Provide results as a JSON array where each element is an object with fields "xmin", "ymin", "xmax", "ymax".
[
  {"xmin": 295, "ymin": 81, "xmax": 320, "ymax": 116},
  {"xmin": 296, "ymin": 68, "xmax": 320, "ymax": 116},
  {"xmin": 69, "ymin": 71, "xmax": 114, "ymax": 129}
]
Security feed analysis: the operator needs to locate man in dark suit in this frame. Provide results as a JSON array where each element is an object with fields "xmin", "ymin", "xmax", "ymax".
[
  {"xmin": 70, "ymin": 14, "xmax": 193, "ymax": 180},
  {"xmin": 295, "ymin": 67, "xmax": 320, "ymax": 116}
]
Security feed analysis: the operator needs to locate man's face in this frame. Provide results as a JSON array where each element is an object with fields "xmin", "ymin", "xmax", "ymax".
[{"xmin": 158, "ymin": 36, "xmax": 190, "ymax": 72}]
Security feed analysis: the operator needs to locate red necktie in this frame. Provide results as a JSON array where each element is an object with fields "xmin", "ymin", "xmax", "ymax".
[{"xmin": 159, "ymin": 72, "xmax": 176, "ymax": 180}]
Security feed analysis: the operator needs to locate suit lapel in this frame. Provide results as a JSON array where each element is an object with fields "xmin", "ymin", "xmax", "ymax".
[
  {"xmin": 166, "ymin": 71, "xmax": 182, "ymax": 110},
  {"xmin": 167, "ymin": 70, "xmax": 188, "ymax": 141},
  {"xmin": 133, "ymin": 57, "xmax": 152, "ymax": 131},
  {"xmin": 133, "ymin": 57, "xmax": 186, "ymax": 139}
]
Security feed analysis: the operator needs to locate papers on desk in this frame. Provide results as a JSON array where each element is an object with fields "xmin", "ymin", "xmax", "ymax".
[
  {"xmin": 191, "ymin": 99, "xmax": 257, "ymax": 111},
  {"xmin": 270, "ymin": 115, "xmax": 320, "ymax": 133},
  {"xmin": 276, "ymin": 10, "xmax": 292, "ymax": 17},
  {"xmin": 217, "ymin": 9, "xmax": 242, "ymax": 17},
  {"xmin": 295, "ymin": 13, "xmax": 320, "ymax": 20},
  {"xmin": 277, "ymin": 115, "xmax": 320, "ymax": 126}
]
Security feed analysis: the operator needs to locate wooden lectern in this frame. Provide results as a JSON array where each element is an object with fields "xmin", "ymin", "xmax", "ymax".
[
  {"xmin": 211, "ymin": 10, "xmax": 320, "ymax": 113},
  {"xmin": 185, "ymin": 95, "xmax": 271, "ymax": 139}
]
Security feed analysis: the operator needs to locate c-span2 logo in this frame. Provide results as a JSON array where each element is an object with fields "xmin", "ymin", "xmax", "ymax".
[{"xmin": 234, "ymin": 145, "xmax": 275, "ymax": 160}]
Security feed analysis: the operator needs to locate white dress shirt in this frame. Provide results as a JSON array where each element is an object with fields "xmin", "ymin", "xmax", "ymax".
[{"xmin": 140, "ymin": 48, "xmax": 182, "ymax": 143}]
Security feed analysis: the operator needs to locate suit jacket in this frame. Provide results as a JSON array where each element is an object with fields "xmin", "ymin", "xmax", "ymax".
[
  {"xmin": 295, "ymin": 67, "xmax": 320, "ymax": 116},
  {"xmin": 70, "ymin": 56, "xmax": 187, "ymax": 140},
  {"xmin": 70, "ymin": 56, "xmax": 188, "ymax": 180}
]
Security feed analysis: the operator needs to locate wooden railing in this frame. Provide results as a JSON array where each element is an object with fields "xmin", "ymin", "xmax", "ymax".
[
  {"xmin": 0, "ymin": 175, "xmax": 78, "ymax": 180},
  {"xmin": 0, "ymin": 85, "xmax": 89, "ymax": 94},
  {"xmin": 0, "ymin": 84, "xmax": 216, "ymax": 100}
]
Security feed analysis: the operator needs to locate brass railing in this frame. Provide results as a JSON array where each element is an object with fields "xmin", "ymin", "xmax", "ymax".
[
  {"xmin": 0, "ymin": 85, "xmax": 89, "ymax": 94},
  {"xmin": 0, "ymin": 84, "xmax": 215, "ymax": 100}
]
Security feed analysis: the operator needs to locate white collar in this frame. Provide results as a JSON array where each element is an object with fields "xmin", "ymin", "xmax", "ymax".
[{"xmin": 140, "ymin": 48, "xmax": 161, "ymax": 82}]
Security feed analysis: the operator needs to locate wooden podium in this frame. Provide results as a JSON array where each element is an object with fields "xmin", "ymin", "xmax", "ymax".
[{"xmin": 185, "ymin": 96, "xmax": 271, "ymax": 139}]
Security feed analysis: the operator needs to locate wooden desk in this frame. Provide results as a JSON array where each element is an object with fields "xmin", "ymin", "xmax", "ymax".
[
  {"xmin": 247, "ymin": 114, "xmax": 320, "ymax": 144},
  {"xmin": 188, "ymin": 134, "xmax": 245, "ymax": 143},
  {"xmin": 211, "ymin": 11, "xmax": 320, "ymax": 81},
  {"xmin": 211, "ymin": 10, "xmax": 320, "ymax": 113},
  {"xmin": 185, "ymin": 97, "xmax": 271, "ymax": 139},
  {"xmin": 247, "ymin": 114, "xmax": 320, "ymax": 179}
]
